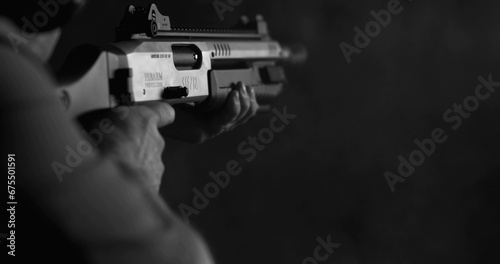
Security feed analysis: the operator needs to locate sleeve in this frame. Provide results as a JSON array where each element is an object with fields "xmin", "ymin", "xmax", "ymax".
[{"xmin": 0, "ymin": 44, "xmax": 214, "ymax": 264}]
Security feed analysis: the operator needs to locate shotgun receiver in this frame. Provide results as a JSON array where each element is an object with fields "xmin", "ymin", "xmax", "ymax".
[{"xmin": 58, "ymin": 3, "xmax": 305, "ymax": 118}]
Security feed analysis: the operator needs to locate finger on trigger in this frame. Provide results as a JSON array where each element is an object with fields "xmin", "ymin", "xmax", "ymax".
[
  {"xmin": 214, "ymin": 90, "xmax": 241, "ymax": 126},
  {"xmin": 235, "ymin": 86, "xmax": 259, "ymax": 126},
  {"xmin": 234, "ymin": 82, "xmax": 250, "ymax": 122}
]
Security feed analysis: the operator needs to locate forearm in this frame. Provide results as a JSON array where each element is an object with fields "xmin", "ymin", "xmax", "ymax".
[{"xmin": 49, "ymin": 158, "xmax": 214, "ymax": 264}]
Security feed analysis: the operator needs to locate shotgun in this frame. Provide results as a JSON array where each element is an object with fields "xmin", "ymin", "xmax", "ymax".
[{"xmin": 58, "ymin": 3, "xmax": 306, "ymax": 118}]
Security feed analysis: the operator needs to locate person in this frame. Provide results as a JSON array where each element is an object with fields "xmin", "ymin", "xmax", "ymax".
[{"xmin": 0, "ymin": 1, "xmax": 258, "ymax": 263}]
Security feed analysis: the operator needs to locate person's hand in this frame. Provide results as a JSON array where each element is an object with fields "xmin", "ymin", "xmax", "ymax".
[
  {"xmin": 78, "ymin": 102, "xmax": 175, "ymax": 192},
  {"xmin": 162, "ymin": 82, "xmax": 259, "ymax": 143}
]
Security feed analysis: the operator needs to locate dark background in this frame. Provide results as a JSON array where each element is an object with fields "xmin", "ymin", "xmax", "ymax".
[{"xmin": 48, "ymin": 0, "xmax": 500, "ymax": 263}]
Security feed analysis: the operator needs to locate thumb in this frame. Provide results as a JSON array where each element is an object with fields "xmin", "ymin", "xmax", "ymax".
[{"xmin": 141, "ymin": 102, "xmax": 176, "ymax": 128}]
